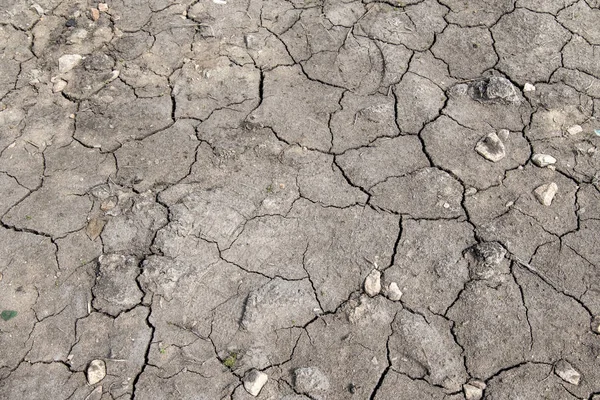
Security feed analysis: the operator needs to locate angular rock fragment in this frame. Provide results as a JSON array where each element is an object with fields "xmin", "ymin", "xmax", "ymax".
[
  {"xmin": 464, "ymin": 383, "xmax": 483, "ymax": 400},
  {"xmin": 532, "ymin": 153, "xmax": 556, "ymax": 168},
  {"xmin": 87, "ymin": 359, "xmax": 106, "ymax": 385},
  {"xmin": 364, "ymin": 269, "xmax": 381, "ymax": 297},
  {"xmin": 524, "ymin": 83, "xmax": 536, "ymax": 92},
  {"xmin": 475, "ymin": 132, "xmax": 506, "ymax": 162},
  {"xmin": 534, "ymin": 182, "xmax": 558, "ymax": 206},
  {"xmin": 554, "ymin": 360, "xmax": 581, "ymax": 385},
  {"xmin": 243, "ymin": 369, "xmax": 268, "ymax": 397},
  {"xmin": 468, "ymin": 77, "xmax": 521, "ymax": 104},
  {"xmin": 98, "ymin": 3, "xmax": 108, "ymax": 12},
  {"xmin": 385, "ymin": 282, "xmax": 402, "ymax": 301},
  {"xmin": 294, "ymin": 367, "xmax": 330, "ymax": 397},
  {"xmin": 58, "ymin": 54, "xmax": 82, "ymax": 73},
  {"xmin": 566, "ymin": 125, "xmax": 582, "ymax": 135}
]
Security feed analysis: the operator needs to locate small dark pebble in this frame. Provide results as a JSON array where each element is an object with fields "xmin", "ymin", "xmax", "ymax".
[{"xmin": 66, "ymin": 18, "xmax": 77, "ymax": 27}]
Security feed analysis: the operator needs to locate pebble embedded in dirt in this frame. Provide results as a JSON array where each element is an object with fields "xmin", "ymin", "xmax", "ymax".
[
  {"xmin": 566, "ymin": 125, "xmax": 583, "ymax": 136},
  {"xmin": 463, "ymin": 383, "xmax": 483, "ymax": 400},
  {"xmin": 534, "ymin": 182, "xmax": 558, "ymax": 206},
  {"xmin": 98, "ymin": 3, "xmax": 108, "ymax": 12},
  {"xmin": 364, "ymin": 269, "xmax": 381, "ymax": 297},
  {"xmin": 58, "ymin": 54, "xmax": 83, "ymax": 73},
  {"xmin": 475, "ymin": 132, "xmax": 506, "ymax": 162},
  {"xmin": 385, "ymin": 282, "xmax": 402, "ymax": 301},
  {"xmin": 554, "ymin": 360, "xmax": 581, "ymax": 385},
  {"xmin": 51, "ymin": 78, "xmax": 67, "ymax": 93},
  {"xmin": 523, "ymin": 82, "xmax": 536, "ymax": 92},
  {"xmin": 532, "ymin": 153, "xmax": 557, "ymax": 168},
  {"xmin": 468, "ymin": 76, "xmax": 521, "ymax": 104},
  {"xmin": 87, "ymin": 359, "xmax": 106, "ymax": 385},
  {"xmin": 92, "ymin": 254, "xmax": 143, "ymax": 316},
  {"xmin": 243, "ymin": 369, "xmax": 268, "ymax": 397},
  {"xmin": 294, "ymin": 367, "xmax": 330, "ymax": 397}
]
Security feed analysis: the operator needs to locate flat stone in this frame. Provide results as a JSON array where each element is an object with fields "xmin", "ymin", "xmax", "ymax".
[
  {"xmin": 385, "ymin": 282, "xmax": 402, "ymax": 301},
  {"xmin": 532, "ymin": 153, "xmax": 557, "ymax": 168},
  {"xmin": 554, "ymin": 360, "xmax": 581, "ymax": 385},
  {"xmin": 243, "ymin": 369, "xmax": 268, "ymax": 397},
  {"xmin": 534, "ymin": 182, "xmax": 558, "ymax": 206},
  {"xmin": 58, "ymin": 54, "xmax": 83, "ymax": 73},
  {"xmin": 87, "ymin": 359, "xmax": 106, "ymax": 385},
  {"xmin": 98, "ymin": 3, "xmax": 108, "ymax": 12},
  {"xmin": 364, "ymin": 269, "xmax": 381, "ymax": 297},
  {"xmin": 475, "ymin": 132, "xmax": 506, "ymax": 162},
  {"xmin": 524, "ymin": 82, "xmax": 536, "ymax": 92}
]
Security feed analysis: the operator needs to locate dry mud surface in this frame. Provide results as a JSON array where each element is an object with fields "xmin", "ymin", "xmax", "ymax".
[{"xmin": 1, "ymin": 0, "xmax": 600, "ymax": 399}]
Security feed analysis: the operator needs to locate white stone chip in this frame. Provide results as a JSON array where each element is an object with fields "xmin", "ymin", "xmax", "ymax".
[
  {"xmin": 555, "ymin": 360, "xmax": 581, "ymax": 385},
  {"xmin": 523, "ymin": 82, "xmax": 536, "ymax": 92},
  {"xmin": 98, "ymin": 3, "xmax": 109, "ymax": 12},
  {"xmin": 59, "ymin": 54, "xmax": 83, "ymax": 73},
  {"xmin": 534, "ymin": 182, "xmax": 558, "ymax": 206},
  {"xmin": 385, "ymin": 282, "xmax": 403, "ymax": 301},
  {"xmin": 463, "ymin": 384, "xmax": 483, "ymax": 400},
  {"xmin": 567, "ymin": 125, "xmax": 583, "ymax": 136},
  {"xmin": 475, "ymin": 132, "xmax": 506, "ymax": 162},
  {"xmin": 364, "ymin": 268, "xmax": 381, "ymax": 297},
  {"xmin": 52, "ymin": 78, "xmax": 67, "ymax": 93},
  {"xmin": 87, "ymin": 359, "xmax": 106, "ymax": 385},
  {"xmin": 243, "ymin": 369, "xmax": 268, "ymax": 397},
  {"xmin": 531, "ymin": 153, "xmax": 556, "ymax": 168}
]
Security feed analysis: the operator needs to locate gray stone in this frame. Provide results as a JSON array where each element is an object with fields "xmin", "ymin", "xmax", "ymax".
[
  {"xmin": 475, "ymin": 132, "xmax": 506, "ymax": 162},
  {"xmin": 554, "ymin": 360, "xmax": 581, "ymax": 385}
]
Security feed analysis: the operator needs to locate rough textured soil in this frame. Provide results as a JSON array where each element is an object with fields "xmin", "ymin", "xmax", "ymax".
[{"xmin": 1, "ymin": 0, "xmax": 600, "ymax": 399}]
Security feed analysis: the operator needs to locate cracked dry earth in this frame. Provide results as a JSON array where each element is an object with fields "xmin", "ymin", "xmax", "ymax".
[{"xmin": 2, "ymin": 0, "xmax": 600, "ymax": 399}]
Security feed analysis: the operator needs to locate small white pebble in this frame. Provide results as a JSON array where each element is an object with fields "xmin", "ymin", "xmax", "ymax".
[{"xmin": 567, "ymin": 125, "xmax": 583, "ymax": 136}]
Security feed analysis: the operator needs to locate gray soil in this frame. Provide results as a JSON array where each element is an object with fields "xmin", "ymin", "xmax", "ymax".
[{"xmin": 0, "ymin": 0, "xmax": 599, "ymax": 399}]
